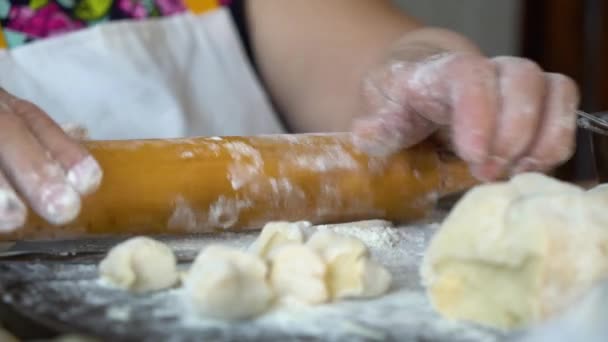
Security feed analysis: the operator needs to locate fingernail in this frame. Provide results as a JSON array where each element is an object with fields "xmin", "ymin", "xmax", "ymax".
[
  {"xmin": 40, "ymin": 184, "xmax": 81, "ymax": 225},
  {"xmin": 458, "ymin": 144, "xmax": 487, "ymax": 166},
  {"xmin": 470, "ymin": 156, "xmax": 508, "ymax": 182},
  {"xmin": 485, "ymin": 156, "xmax": 509, "ymax": 180},
  {"xmin": 512, "ymin": 157, "xmax": 541, "ymax": 175},
  {"xmin": 66, "ymin": 156, "xmax": 103, "ymax": 195},
  {"xmin": 0, "ymin": 189, "xmax": 26, "ymax": 232}
]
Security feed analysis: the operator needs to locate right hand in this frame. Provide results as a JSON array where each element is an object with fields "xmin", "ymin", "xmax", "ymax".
[
  {"xmin": 353, "ymin": 49, "xmax": 579, "ymax": 181},
  {"xmin": 0, "ymin": 89, "xmax": 102, "ymax": 232}
]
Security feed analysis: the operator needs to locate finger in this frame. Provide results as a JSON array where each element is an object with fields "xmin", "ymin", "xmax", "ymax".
[
  {"xmin": 0, "ymin": 171, "xmax": 26, "ymax": 232},
  {"xmin": 482, "ymin": 57, "xmax": 545, "ymax": 179},
  {"xmin": 512, "ymin": 73, "xmax": 580, "ymax": 173},
  {"xmin": 60, "ymin": 123, "xmax": 90, "ymax": 141},
  {"xmin": 447, "ymin": 56, "xmax": 500, "ymax": 176},
  {"xmin": 0, "ymin": 106, "xmax": 81, "ymax": 225},
  {"xmin": 2, "ymin": 91, "xmax": 102, "ymax": 195},
  {"xmin": 353, "ymin": 67, "xmax": 437, "ymax": 156}
]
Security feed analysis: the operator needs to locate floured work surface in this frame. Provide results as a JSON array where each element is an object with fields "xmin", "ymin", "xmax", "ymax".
[{"xmin": 0, "ymin": 222, "xmax": 509, "ymax": 341}]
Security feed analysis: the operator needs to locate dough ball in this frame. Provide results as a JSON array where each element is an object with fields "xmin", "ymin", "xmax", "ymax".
[
  {"xmin": 586, "ymin": 183, "xmax": 608, "ymax": 208},
  {"xmin": 587, "ymin": 183, "xmax": 608, "ymax": 195},
  {"xmin": 99, "ymin": 236, "xmax": 178, "ymax": 293},
  {"xmin": 510, "ymin": 172, "xmax": 583, "ymax": 196},
  {"xmin": 248, "ymin": 221, "xmax": 309, "ymax": 258},
  {"xmin": 421, "ymin": 173, "xmax": 608, "ymax": 330},
  {"xmin": 182, "ymin": 245, "xmax": 273, "ymax": 320},
  {"xmin": 307, "ymin": 231, "xmax": 391, "ymax": 299},
  {"xmin": 268, "ymin": 244, "xmax": 328, "ymax": 304}
]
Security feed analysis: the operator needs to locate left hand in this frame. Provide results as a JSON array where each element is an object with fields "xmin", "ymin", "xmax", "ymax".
[{"xmin": 353, "ymin": 50, "xmax": 580, "ymax": 181}]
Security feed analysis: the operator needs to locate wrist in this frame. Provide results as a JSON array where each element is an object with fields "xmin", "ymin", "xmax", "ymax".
[{"xmin": 387, "ymin": 27, "xmax": 483, "ymax": 63}]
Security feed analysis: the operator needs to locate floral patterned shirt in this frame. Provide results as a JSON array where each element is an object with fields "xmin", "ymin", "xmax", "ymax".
[{"xmin": 0, "ymin": 0, "xmax": 232, "ymax": 48}]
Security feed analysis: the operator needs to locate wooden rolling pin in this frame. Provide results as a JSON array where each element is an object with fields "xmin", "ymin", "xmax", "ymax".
[{"xmin": 1, "ymin": 134, "xmax": 478, "ymax": 241}]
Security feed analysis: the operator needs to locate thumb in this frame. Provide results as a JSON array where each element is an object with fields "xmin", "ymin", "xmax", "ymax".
[
  {"xmin": 352, "ymin": 108, "xmax": 436, "ymax": 157},
  {"xmin": 351, "ymin": 55, "xmax": 455, "ymax": 156}
]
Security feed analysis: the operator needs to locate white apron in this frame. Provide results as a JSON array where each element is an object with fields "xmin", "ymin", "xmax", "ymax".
[{"xmin": 0, "ymin": 8, "xmax": 284, "ymax": 140}]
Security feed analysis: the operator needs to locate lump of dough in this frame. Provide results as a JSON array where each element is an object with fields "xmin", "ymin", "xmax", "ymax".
[
  {"xmin": 509, "ymin": 172, "xmax": 583, "ymax": 196},
  {"xmin": 421, "ymin": 173, "xmax": 608, "ymax": 330},
  {"xmin": 586, "ymin": 183, "xmax": 608, "ymax": 209},
  {"xmin": 99, "ymin": 236, "xmax": 178, "ymax": 293},
  {"xmin": 248, "ymin": 221, "xmax": 309, "ymax": 258},
  {"xmin": 268, "ymin": 244, "xmax": 328, "ymax": 304},
  {"xmin": 307, "ymin": 231, "xmax": 391, "ymax": 299},
  {"xmin": 182, "ymin": 245, "xmax": 273, "ymax": 320},
  {"xmin": 587, "ymin": 183, "xmax": 608, "ymax": 195}
]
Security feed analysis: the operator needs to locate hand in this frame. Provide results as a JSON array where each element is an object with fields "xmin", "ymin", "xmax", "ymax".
[
  {"xmin": 353, "ymin": 50, "xmax": 580, "ymax": 181},
  {"xmin": 0, "ymin": 89, "xmax": 102, "ymax": 232}
]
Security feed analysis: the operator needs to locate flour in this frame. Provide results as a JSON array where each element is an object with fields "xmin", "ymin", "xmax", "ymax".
[
  {"xmin": 292, "ymin": 144, "xmax": 358, "ymax": 172},
  {"xmin": 66, "ymin": 155, "xmax": 103, "ymax": 195},
  {"xmin": 366, "ymin": 156, "xmax": 388, "ymax": 175},
  {"xmin": 314, "ymin": 181, "xmax": 385, "ymax": 220},
  {"xmin": 168, "ymin": 195, "xmax": 254, "ymax": 231},
  {"xmin": 268, "ymin": 178, "xmax": 294, "ymax": 194},
  {"xmin": 406, "ymin": 53, "xmax": 455, "ymax": 107},
  {"xmin": 39, "ymin": 183, "xmax": 81, "ymax": 225},
  {"xmin": 106, "ymin": 305, "xmax": 132, "ymax": 322},
  {"xmin": 267, "ymin": 177, "xmax": 307, "ymax": 208},
  {"xmin": 0, "ymin": 221, "xmax": 506, "ymax": 341},
  {"xmin": 167, "ymin": 197, "xmax": 198, "ymax": 232},
  {"xmin": 180, "ymin": 151, "xmax": 194, "ymax": 159},
  {"xmin": 0, "ymin": 188, "xmax": 25, "ymax": 232},
  {"xmin": 311, "ymin": 223, "xmax": 401, "ymax": 250},
  {"xmin": 223, "ymin": 141, "xmax": 264, "ymax": 190},
  {"xmin": 207, "ymin": 196, "xmax": 252, "ymax": 229}
]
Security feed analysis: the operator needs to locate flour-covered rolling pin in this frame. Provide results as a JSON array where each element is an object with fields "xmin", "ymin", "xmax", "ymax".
[{"xmin": 2, "ymin": 134, "xmax": 477, "ymax": 240}]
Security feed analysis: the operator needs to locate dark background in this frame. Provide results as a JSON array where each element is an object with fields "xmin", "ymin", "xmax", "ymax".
[{"xmin": 522, "ymin": 0, "xmax": 608, "ymax": 181}]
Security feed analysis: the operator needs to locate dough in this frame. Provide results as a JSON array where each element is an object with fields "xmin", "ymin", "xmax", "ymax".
[
  {"xmin": 0, "ymin": 325, "xmax": 18, "ymax": 342},
  {"xmin": 509, "ymin": 172, "xmax": 583, "ymax": 196},
  {"xmin": 586, "ymin": 183, "xmax": 608, "ymax": 206},
  {"xmin": 248, "ymin": 220, "xmax": 309, "ymax": 258},
  {"xmin": 182, "ymin": 245, "xmax": 273, "ymax": 320},
  {"xmin": 307, "ymin": 231, "xmax": 391, "ymax": 299},
  {"xmin": 179, "ymin": 220, "xmax": 393, "ymax": 319},
  {"xmin": 99, "ymin": 236, "xmax": 178, "ymax": 293},
  {"xmin": 268, "ymin": 244, "xmax": 329, "ymax": 304},
  {"xmin": 421, "ymin": 172, "xmax": 608, "ymax": 330},
  {"xmin": 588, "ymin": 183, "xmax": 608, "ymax": 195}
]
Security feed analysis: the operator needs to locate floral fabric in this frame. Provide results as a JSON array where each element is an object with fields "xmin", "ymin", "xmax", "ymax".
[{"xmin": 0, "ymin": 0, "xmax": 231, "ymax": 48}]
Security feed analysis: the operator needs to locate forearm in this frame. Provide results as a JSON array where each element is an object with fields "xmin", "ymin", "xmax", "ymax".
[
  {"xmin": 247, "ymin": 0, "xmax": 483, "ymax": 133},
  {"xmin": 247, "ymin": 0, "xmax": 579, "ymax": 182},
  {"xmin": 248, "ymin": 0, "xmax": 419, "ymax": 132},
  {"xmin": 386, "ymin": 27, "xmax": 483, "ymax": 63}
]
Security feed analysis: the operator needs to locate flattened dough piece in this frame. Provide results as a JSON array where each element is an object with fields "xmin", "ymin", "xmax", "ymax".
[
  {"xmin": 248, "ymin": 221, "xmax": 309, "ymax": 258},
  {"xmin": 99, "ymin": 236, "xmax": 178, "ymax": 293},
  {"xmin": 183, "ymin": 245, "xmax": 273, "ymax": 320},
  {"xmin": 421, "ymin": 173, "xmax": 608, "ymax": 330},
  {"xmin": 307, "ymin": 231, "xmax": 391, "ymax": 299},
  {"xmin": 268, "ymin": 244, "xmax": 328, "ymax": 304}
]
